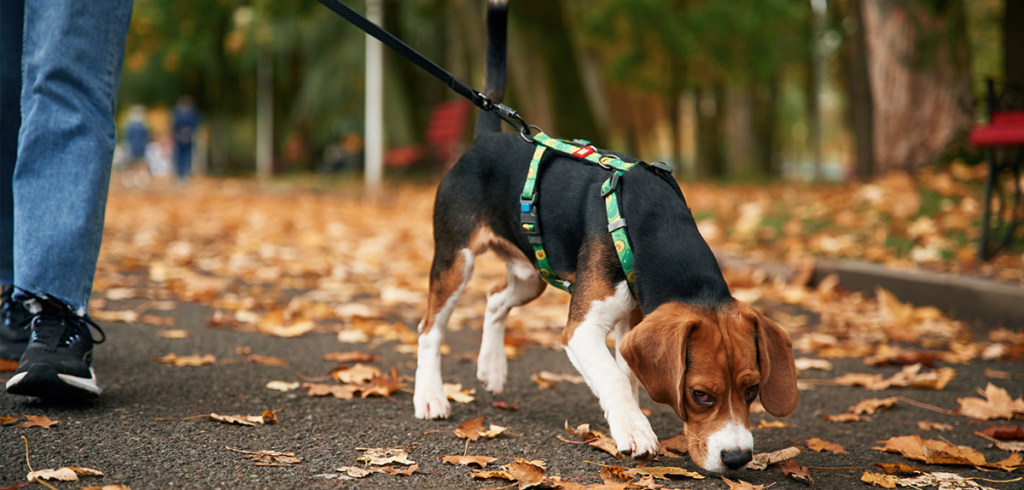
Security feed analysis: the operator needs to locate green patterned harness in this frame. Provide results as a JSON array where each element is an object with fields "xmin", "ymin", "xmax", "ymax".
[{"xmin": 519, "ymin": 131, "xmax": 674, "ymax": 299}]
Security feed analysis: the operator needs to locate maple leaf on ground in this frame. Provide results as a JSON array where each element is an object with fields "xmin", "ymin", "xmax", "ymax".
[
  {"xmin": 721, "ymin": 476, "xmax": 765, "ymax": 490},
  {"xmin": 872, "ymin": 434, "xmax": 1021, "ymax": 471},
  {"xmin": 507, "ymin": 459, "xmax": 545, "ymax": 488},
  {"xmin": 562, "ymin": 420, "xmax": 623, "ymax": 459},
  {"xmin": 443, "ymin": 383, "xmax": 476, "ymax": 403},
  {"xmin": 806, "ymin": 437, "xmax": 848, "ymax": 454},
  {"xmin": 779, "ymin": 459, "xmax": 813, "ymax": 484},
  {"xmin": 453, "ymin": 416, "xmax": 507, "ymax": 441},
  {"xmin": 956, "ymin": 383, "xmax": 1024, "ymax": 420},
  {"xmin": 850, "ymin": 397, "xmax": 899, "ymax": 415},
  {"xmin": 17, "ymin": 415, "xmax": 59, "ymax": 428},
  {"xmin": 155, "ymin": 329, "xmax": 189, "ymax": 339},
  {"xmin": 746, "ymin": 446, "xmax": 802, "ymax": 470},
  {"xmin": 331, "ymin": 363, "xmax": 380, "ymax": 383},
  {"xmin": 153, "ymin": 353, "xmax": 216, "ymax": 366},
  {"xmin": 356, "ymin": 447, "xmax": 416, "ymax": 466},
  {"xmin": 658, "ymin": 434, "xmax": 688, "ymax": 458},
  {"xmin": 247, "ymin": 354, "xmax": 287, "ymax": 367},
  {"xmin": 442, "ymin": 455, "xmax": 498, "ymax": 469},
  {"xmin": 359, "ymin": 367, "xmax": 403, "ymax": 398},
  {"xmin": 323, "ymin": 351, "xmax": 378, "ymax": 363}
]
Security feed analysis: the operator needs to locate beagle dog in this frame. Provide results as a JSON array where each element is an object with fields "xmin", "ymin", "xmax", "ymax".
[{"xmin": 413, "ymin": 0, "xmax": 798, "ymax": 473}]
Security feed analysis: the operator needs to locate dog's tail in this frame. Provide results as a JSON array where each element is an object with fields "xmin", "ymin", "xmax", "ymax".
[{"xmin": 474, "ymin": 0, "xmax": 508, "ymax": 139}]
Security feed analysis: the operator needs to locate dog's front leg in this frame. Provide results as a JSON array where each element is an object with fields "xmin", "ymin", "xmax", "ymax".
[{"xmin": 564, "ymin": 282, "xmax": 658, "ymax": 459}]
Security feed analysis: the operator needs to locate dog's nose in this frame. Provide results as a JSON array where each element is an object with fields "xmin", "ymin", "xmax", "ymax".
[{"xmin": 720, "ymin": 449, "xmax": 752, "ymax": 470}]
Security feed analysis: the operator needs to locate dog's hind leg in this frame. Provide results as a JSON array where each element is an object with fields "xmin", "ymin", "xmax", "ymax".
[
  {"xmin": 477, "ymin": 256, "xmax": 546, "ymax": 395},
  {"xmin": 614, "ymin": 308, "xmax": 644, "ymax": 403},
  {"xmin": 414, "ymin": 248, "xmax": 475, "ymax": 419}
]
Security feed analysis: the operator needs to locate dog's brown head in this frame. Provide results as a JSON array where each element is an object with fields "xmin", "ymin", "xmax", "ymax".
[{"xmin": 620, "ymin": 301, "xmax": 798, "ymax": 472}]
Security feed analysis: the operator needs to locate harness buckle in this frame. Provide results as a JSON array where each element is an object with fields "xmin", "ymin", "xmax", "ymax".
[
  {"xmin": 601, "ymin": 172, "xmax": 621, "ymax": 198},
  {"xmin": 649, "ymin": 161, "xmax": 673, "ymax": 173},
  {"xmin": 521, "ymin": 196, "xmax": 541, "ymax": 236}
]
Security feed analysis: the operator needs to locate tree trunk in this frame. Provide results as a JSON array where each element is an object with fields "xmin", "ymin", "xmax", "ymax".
[
  {"xmin": 697, "ymin": 85, "xmax": 726, "ymax": 179},
  {"xmin": 752, "ymin": 76, "xmax": 780, "ymax": 179},
  {"xmin": 845, "ymin": 0, "xmax": 875, "ymax": 179},
  {"xmin": 861, "ymin": 0, "xmax": 972, "ymax": 173},
  {"xmin": 1006, "ymin": 0, "xmax": 1024, "ymax": 87}
]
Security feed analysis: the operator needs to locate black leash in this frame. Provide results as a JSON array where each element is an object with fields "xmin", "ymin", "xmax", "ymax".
[{"xmin": 316, "ymin": 0, "xmax": 530, "ymax": 135}]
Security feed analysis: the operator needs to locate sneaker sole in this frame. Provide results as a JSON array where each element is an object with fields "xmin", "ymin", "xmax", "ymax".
[{"xmin": 6, "ymin": 364, "xmax": 101, "ymax": 399}]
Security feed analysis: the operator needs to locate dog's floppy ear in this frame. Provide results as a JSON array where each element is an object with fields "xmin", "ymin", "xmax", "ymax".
[
  {"xmin": 619, "ymin": 304, "xmax": 698, "ymax": 420},
  {"xmin": 754, "ymin": 310, "xmax": 799, "ymax": 417}
]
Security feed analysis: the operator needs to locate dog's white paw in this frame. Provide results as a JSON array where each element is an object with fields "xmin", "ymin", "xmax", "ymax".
[
  {"xmin": 476, "ymin": 352, "xmax": 507, "ymax": 395},
  {"xmin": 414, "ymin": 389, "xmax": 451, "ymax": 419},
  {"xmin": 607, "ymin": 409, "xmax": 659, "ymax": 459}
]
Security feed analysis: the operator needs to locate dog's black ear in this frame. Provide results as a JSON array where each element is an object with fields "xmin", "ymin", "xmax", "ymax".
[
  {"xmin": 620, "ymin": 304, "xmax": 698, "ymax": 420},
  {"xmin": 754, "ymin": 311, "xmax": 799, "ymax": 417}
]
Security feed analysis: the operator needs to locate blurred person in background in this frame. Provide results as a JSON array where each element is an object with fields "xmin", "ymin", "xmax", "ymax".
[
  {"xmin": 123, "ymin": 105, "xmax": 151, "ymax": 187},
  {"xmin": 172, "ymin": 95, "xmax": 199, "ymax": 182},
  {"xmin": 1, "ymin": 0, "xmax": 133, "ymax": 400}
]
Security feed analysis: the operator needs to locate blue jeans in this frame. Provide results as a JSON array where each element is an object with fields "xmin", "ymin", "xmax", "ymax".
[
  {"xmin": 0, "ymin": 0, "xmax": 133, "ymax": 312},
  {"xmin": 175, "ymin": 143, "xmax": 192, "ymax": 181}
]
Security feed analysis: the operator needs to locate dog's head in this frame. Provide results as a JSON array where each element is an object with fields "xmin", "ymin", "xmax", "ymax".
[{"xmin": 620, "ymin": 301, "xmax": 798, "ymax": 472}]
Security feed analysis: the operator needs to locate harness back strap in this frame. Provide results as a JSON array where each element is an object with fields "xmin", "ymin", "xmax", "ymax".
[{"xmin": 522, "ymin": 132, "xmax": 662, "ymax": 297}]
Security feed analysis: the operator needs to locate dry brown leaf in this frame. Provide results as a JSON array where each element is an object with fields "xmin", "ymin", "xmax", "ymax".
[
  {"xmin": 231, "ymin": 447, "xmax": 301, "ymax": 466},
  {"xmin": 0, "ymin": 358, "xmax": 18, "ymax": 372},
  {"xmin": 794, "ymin": 357, "xmax": 833, "ymax": 372},
  {"xmin": 658, "ymin": 434, "xmax": 688, "ymax": 458},
  {"xmin": 983, "ymin": 368, "xmax": 1023, "ymax": 380},
  {"xmin": 957, "ymin": 383, "xmax": 1024, "ymax": 420},
  {"xmin": 442, "ymin": 455, "xmax": 498, "ymax": 469},
  {"xmin": 806, "ymin": 437, "xmax": 848, "ymax": 454},
  {"xmin": 626, "ymin": 466, "xmax": 704, "ymax": 480},
  {"xmin": 265, "ymin": 380, "xmax": 300, "ymax": 392},
  {"xmin": 492, "ymin": 400, "xmax": 519, "ymax": 411},
  {"xmin": 90, "ymin": 309, "xmax": 139, "ymax": 323},
  {"xmin": 80, "ymin": 485, "xmax": 133, "ymax": 490},
  {"xmin": 331, "ymin": 363, "xmax": 380, "ymax": 383},
  {"xmin": 153, "ymin": 353, "xmax": 216, "ymax": 366},
  {"xmin": 155, "ymin": 329, "xmax": 189, "ymax": 339},
  {"xmin": 443, "ymin": 383, "xmax": 476, "ymax": 403},
  {"xmin": 822, "ymin": 413, "xmax": 869, "ymax": 422},
  {"xmin": 359, "ymin": 367, "xmax": 403, "ymax": 398},
  {"xmin": 530, "ymin": 371, "xmax": 584, "ymax": 389},
  {"xmin": 780, "ymin": 459, "xmax": 813, "ymax": 484},
  {"xmin": 871, "ymin": 434, "xmax": 1020, "ymax": 470},
  {"xmin": 455, "ymin": 416, "xmax": 505, "ymax": 441},
  {"xmin": 507, "ymin": 460, "xmax": 545, "ymax": 489},
  {"xmin": 834, "ymin": 364, "xmax": 955, "ymax": 391},
  {"xmin": 563, "ymin": 420, "xmax": 623, "ymax": 459},
  {"xmin": 247, "ymin": 354, "xmax": 287, "ymax": 367},
  {"xmin": 875, "ymin": 463, "xmax": 921, "ymax": 474},
  {"xmin": 257, "ymin": 319, "xmax": 316, "ymax": 338},
  {"xmin": 140, "ymin": 314, "xmax": 175, "ymax": 327},
  {"xmin": 17, "ymin": 415, "xmax": 59, "ymax": 428},
  {"xmin": 357, "ymin": 447, "xmax": 416, "ymax": 466},
  {"xmin": 323, "ymin": 351, "xmax": 379, "ymax": 363},
  {"xmin": 471, "ymin": 469, "xmax": 515, "ymax": 481},
  {"xmin": 234, "ymin": 346, "xmax": 251, "ymax": 355},
  {"xmin": 747, "ymin": 446, "xmax": 802, "ymax": 470},
  {"xmin": 898, "ymin": 472, "xmax": 1007, "ymax": 490},
  {"xmin": 861, "ymin": 472, "xmax": 897, "ymax": 488},
  {"xmin": 335, "ymin": 466, "xmax": 373, "ymax": 478},
  {"xmin": 982, "ymin": 425, "xmax": 1024, "ymax": 440},
  {"xmin": 850, "ymin": 397, "xmax": 899, "ymax": 415},
  {"xmin": 302, "ymin": 382, "xmax": 360, "ymax": 399},
  {"xmin": 27, "ymin": 468, "xmax": 80, "ymax": 482},
  {"xmin": 917, "ymin": 421, "xmax": 953, "ymax": 431},
  {"xmin": 990, "ymin": 441, "xmax": 1024, "ymax": 451},
  {"xmin": 377, "ymin": 464, "xmax": 418, "ymax": 476},
  {"xmin": 756, "ymin": 419, "xmax": 792, "ymax": 429},
  {"xmin": 1, "ymin": 415, "xmax": 20, "ymax": 425},
  {"xmin": 721, "ymin": 476, "xmax": 764, "ymax": 490},
  {"xmin": 209, "ymin": 411, "xmax": 277, "ymax": 426}
]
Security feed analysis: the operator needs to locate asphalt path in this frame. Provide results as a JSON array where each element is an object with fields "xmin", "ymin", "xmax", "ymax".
[{"xmin": 1, "ymin": 298, "xmax": 1022, "ymax": 489}]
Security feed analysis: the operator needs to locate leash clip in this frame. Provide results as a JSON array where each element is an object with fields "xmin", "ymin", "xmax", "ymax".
[{"xmin": 520, "ymin": 196, "xmax": 541, "ymax": 239}]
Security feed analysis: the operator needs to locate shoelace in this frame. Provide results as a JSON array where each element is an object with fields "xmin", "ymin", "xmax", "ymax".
[{"xmin": 16, "ymin": 288, "xmax": 106, "ymax": 346}]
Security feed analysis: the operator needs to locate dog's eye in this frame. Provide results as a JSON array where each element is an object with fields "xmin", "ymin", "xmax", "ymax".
[
  {"xmin": 745, "ymin": 385, "xmax": 759, "ymax": 402},
  {"xmin": 691, "ymin": 389, "xmax": 714, "ymax": 407}
]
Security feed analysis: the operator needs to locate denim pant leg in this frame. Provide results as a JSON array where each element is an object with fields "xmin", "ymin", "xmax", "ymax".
[
  {"xmin": 14, "ymin": 0, "xmax": 132, "ymax": 312},
  {"xmin": 0, "ymin": 0, "xmax": 25, "ymax": 285}
]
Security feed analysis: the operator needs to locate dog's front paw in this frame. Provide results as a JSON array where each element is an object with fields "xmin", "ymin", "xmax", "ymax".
[
  {"xmin": 607, "ymin": 410, "xmax": 659, "ymax": 460},
  {"xmin": 476, "ymin": 351, "xmax": 507, "ymax": 395},
  {"xmin": 414, "ymin": 389, "xmax": 451, "ymax": 419}
]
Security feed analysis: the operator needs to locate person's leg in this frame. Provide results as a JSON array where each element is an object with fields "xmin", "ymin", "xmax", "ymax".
[
  {"xmin": 0, "ymin": 0, "xmax": 24, "ymax": 284},
  {"xmin": 6, "ymin": 0, "xmax": 132, "ymax": 399},
  {"xmin": 13, "ymin": 0, "xmax": 132, "ymax": 311}
]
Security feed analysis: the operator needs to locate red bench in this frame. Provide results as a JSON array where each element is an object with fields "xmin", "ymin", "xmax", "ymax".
[
  {"xmin": 969, "ymin": 79, "xmax": 1024, "ymax": 261},
  {"xmin": 385, "ymin": 99, "xmax": 471, "ymax": 168}
]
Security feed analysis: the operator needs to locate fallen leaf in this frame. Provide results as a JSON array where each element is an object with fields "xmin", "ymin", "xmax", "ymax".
[
  {"xmin": 302, "ymin": 382, "xmax": 360, "ymax": 399},
  {"xmin": 990, "ymin": 441, "xmax": 1024, "ymax": 451},
  {"xmin": 756, "ymin": 419, "xmax": 792, "ymax": 429},
  {"xmin": 235, "ymin": 346, "xmax": 251, "ymax": 355},
  {"xmin": 872, "ymin": 434, "xmax": 1019, "ymax": 470},
  {"xmin": 90, "ymin": 309, "xmax": 139, "ymax": 323},
  {"xmin": 780, "ymin": 459, "xmax": 813, "ymax": 484},
  {"xmin": 850, "ymin": 397, "xmax": 899, "ymax": 415},
  {"xmin": 626, "ymin": 466, "xmax": 704, "ymax": 480},
  {"xmin": 861, "ymin": 472, "xmax": 897, "ymax": 488},
  {"xmin": 335, "ymin": 466, "xmax": 373, "ymax": 478},
  {"xmin": 17, "ymin": 415, "xmax": 59, "ymax": 428},
  {"xmin": 747, "ymin": 446, "xmax": 802, "ymax": 470},
  {"xmin": 530, "ymin": 371, "xmax": 584, "ymax": 389},
  {"xmin": 443, "ymin": 383, "xmax": 476, "ymax": 403},
  {"xmin": 0, "ymin": 358, "xmax": 17, "ymax": 372},
  {"xmin": 806, "ymin": 437, "xmax": 848, "ymax": 454},
  {"xmin": 377, "ymin": 464, "xmax": 418, "ymax": 476},
  {"xmin": 492, "ymin": 400, "xmax": 518, "ymax": 411},
  {"xmin": 658, "ymin": 434, "xmax": 688, "ymax": 458},
  {"xmin": 957, "ymin": 383, "xmax": 1024, "ymax": 420},
  {"xmin": 257, "ymin": 319, "xmax": 316, "ymax": 338},
  {"xmin": 153, "ymin": 353, "xmax": 216, "ymax": 366},
  {"xmin": 822, "ymin": 413, "xmax": 869, "ymax": 422},
  {"xmin": 794, "ymin": 357, "xmax": 833, "ymax": 371},
  {"xmin": 875, "ymin": 463, "xmax": 921, "ymax": 474},
  {"xmin": 507, "ymin": 459, "xmax": 545, "ymax": 489},
  {"xmin": 140, "ymin": 314, "xmax": 175, "ymax": 327},
  {"xmin": 982, "ymin": 425, "xmax": 1024, "ymax": 440},
  {"xmin": 26, "ymin": 468, "xmax": 79, "ymax": 482},
  {"xmin": 230, "ymin": 447, "xmax": 301, "ymax": 466},
  {"xmin": 323, "ymin": 351, "xmax": 379, "ymax": 363},
  {"xmin": 984, "ymin": 368, "xmax": 1022, "ymax": 380},
  {"xmin": 359, "ymin": 367, "xmax": 403, "ymax": 398},
  {"xmin": 357, "ymin": 447, "xmax": 416, "ymax": 466},
  {"xmin": 471, "ymin": 469, "xmax": 515, "ymax": 481},
  {"xmin": 209, "ymin": 411, "xmax": 277, "ymax": 426},
  {"xmin": 247, "ymin": 354, "xmax": 287, "ymax": 367},
  {"xmin": 155, "ymin": 329, "xmax": 189, "ymax": 339},
  {"xmin": 1, "ymin": 415, "xmax": 20, "ymax": 425},
  {"xmin": 898, "ymin": 472, "xmax": 1005, "ymax": 490},
  {"xmin": 442, "ymin": 455, "xmax": 498, "ymax": 469},
  {"xmin": 266, "ymin": 381, "xmax": 300, "ymax": 392},
  {"xmin": 331, "ymin": 363, "xmax": 380, "ymax": 384},
  {"xmin": 563, "ymin": 420, "xmax": 623, "ymax": 459},
  {"xmin": 721, "ymin": 476, "xmax": 764, "ymax": 490},
  {"xmin": 834, "ymin": 364, "xmax": 955, "ymax": 391},
  {"xmin": 917, "ymin": 421, "xmax": 953, "ymax": 431},
  {"xmin": 80, "ymin": 485, "xmax": 133, "ymax": 490}
]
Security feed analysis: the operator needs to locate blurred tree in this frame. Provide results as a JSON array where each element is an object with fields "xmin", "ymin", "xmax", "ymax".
[
  {"xmin": 1006, "ymin": 0, "xmax": 1023, "ymax": 87},
  {"xmin": 836, "ymin": 0, "xmax": 876, "ymax": 180}
]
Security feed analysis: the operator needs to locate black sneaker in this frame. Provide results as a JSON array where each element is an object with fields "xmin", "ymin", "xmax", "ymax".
[
  {"xmin": 5, "ymin": 291, "xmax": 105, "ymax": 399},
  {"xmin": 1, "ymin": 284, "xmax": 33, "ymax": 360}
]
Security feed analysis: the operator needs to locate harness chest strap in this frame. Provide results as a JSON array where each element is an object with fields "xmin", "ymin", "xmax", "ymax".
[{"xmin": 520, "ymin": 132, "xmax": 645, "ymax": 297}]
